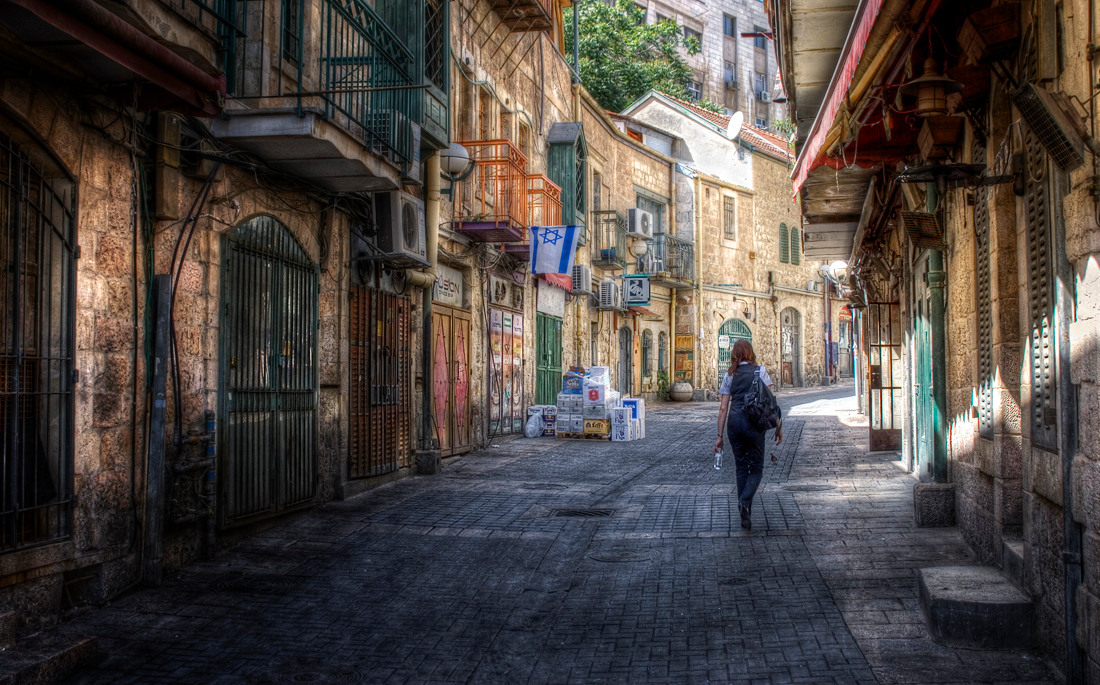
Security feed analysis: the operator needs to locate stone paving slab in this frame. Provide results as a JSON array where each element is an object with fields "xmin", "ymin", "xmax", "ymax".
[{"xmin": 46, "ymin": 384, "xmax": 1059, "ymax": 684}]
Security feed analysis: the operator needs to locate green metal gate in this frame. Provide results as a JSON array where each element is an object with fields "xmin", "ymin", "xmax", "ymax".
[
  {"xmin": 535, "ymin": 313, "xmax": 561, "ymax": 406},
  {"xmin": 717, "ymin": 318, "xmax": 752, "ymax": 371},
  {"xmin": 219, "ymin": 216, "xmax": 318, "ymax": 528}
]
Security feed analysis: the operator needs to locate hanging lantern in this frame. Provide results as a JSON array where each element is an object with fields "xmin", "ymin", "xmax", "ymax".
[{"xmin": 899, "ymin": 58, "xmax": 964, "ymax": 117}]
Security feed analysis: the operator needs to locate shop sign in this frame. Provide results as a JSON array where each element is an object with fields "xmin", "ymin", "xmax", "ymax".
[
  {"xmin": 623, "ymin": 275, "xmax": 650, "ymax": 306},
  {"xmin": 434, "ymin": 263, "xmax": 464, "ymax": 307},
  {"xmin": 718, "ymin": 335, "xmax": 730, "ymax": 349}
]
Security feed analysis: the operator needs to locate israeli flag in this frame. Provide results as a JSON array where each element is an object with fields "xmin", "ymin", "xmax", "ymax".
[{"xmin": 530, "ymin": 225, "xmax": 581, "ymax": 275}]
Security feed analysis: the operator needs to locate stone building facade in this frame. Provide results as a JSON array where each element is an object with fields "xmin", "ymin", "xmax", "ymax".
[{"xmin": 634, "ymin": 0, "xmax": 786, "ymax": 130}]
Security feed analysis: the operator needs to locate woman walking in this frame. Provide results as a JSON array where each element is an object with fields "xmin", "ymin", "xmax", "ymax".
[{"xmin": 714, "ymin": 339, "xmax": 782, "ymax": 530}]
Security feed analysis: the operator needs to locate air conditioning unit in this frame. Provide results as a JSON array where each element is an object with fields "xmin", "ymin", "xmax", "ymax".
[
  {"xmin": 725, "ymin": 79, "xmax": 740, "ymax": 90},
  {"xmin": 598, "ymin": 279, "xmax": 622, "ymax": 310},
  {"xmin": 1012, "ymin": 82, "xmax": 1087, "ymax": 172},
  {"xmin": 374, "ymin": 191, "xmax": 429, "ymax": 267},
  {"xmin": 756, "ymin": 91, "xmax": 771, "ymax": 103},
  {"xmin": 370, "ymin": 111, "xmax": 423, "ymax": 183},
  {"xmin": 626, "ymin": 208, "xmax": 654, "ymax": 239},
  {"xmin": 572, "ymin": 264, "xmax": 592, "ymax": 293}
]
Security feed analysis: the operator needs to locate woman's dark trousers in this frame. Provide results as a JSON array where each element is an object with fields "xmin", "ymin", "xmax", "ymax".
[{"xmin": 726, "ymin": 411, "xmax": 765, "ymax": 513}]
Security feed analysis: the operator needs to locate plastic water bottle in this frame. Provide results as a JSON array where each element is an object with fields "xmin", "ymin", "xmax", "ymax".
[{"xmin": 714, "ymin": 448, "xmax": 722, "ymax": 470}]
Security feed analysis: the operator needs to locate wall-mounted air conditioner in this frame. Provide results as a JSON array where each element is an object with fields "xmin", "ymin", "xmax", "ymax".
[
  {"xmin": 374, "ymin": 191, "xmax": 429, "ymax": 267},
  {"xmin": 572, "ymin": 264, "xmax": 592, "ymax": 293},
  {"xmin": 626, "ymin": 208, "xmax": 654, "ymax": 239},
  {"xmin": 756, "ymin": 91, "xmax": 771, "ymax": 103},
  {"xmin": 370, "ymin": 111, "xmax": 423, "ymax": 184},
  {"xmin": 725, "ymin": 79, "xmax": 740, "ymax": 90},
  {"xmin": 598, "ymin": 280, "xmax": 622, "ymax": 310}
]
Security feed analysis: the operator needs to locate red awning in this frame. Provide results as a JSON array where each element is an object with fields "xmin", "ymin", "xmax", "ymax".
[
  {"xmin": 790, "ymin": 0, "xmax": 884, "ymax": 196},
  {"xmin": 629, "ymin": 306, "xmax": 661, "ymax": 318},
  {"xmin": 539, "ymin": 273, "xmax": 573, "ymax": 291}
]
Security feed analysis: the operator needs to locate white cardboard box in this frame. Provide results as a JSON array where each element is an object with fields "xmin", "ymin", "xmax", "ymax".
[
  {"xmin": 611, "ymin": 407, "xmax": 631, "ymax": 427},
  {"xmin": 611, "ymin": 422, "xmax": 631, "ymax": 441}
]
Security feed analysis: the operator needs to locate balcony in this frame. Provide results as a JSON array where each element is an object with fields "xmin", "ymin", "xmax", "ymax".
[
  {"xmin": 211, "ymin": 0, "xmax": 419, "ymax": 192},
  {"xmin": 503, "ymin": 174, "xmax": 562, "ymax": 257},
  {"xmin": 452, "ymin": 140, "xmax": 530, "ymax": 242},
  {"xmin": 489, "ymin": 0, "xmax": 557, "ymax": 32},
  {"xmin": 591, "ymin": 210, "xmax": 627, "ymax": 270},
  {"xmin": 642, "ymin": 232, "xmax": 694, "ymax": 287}
]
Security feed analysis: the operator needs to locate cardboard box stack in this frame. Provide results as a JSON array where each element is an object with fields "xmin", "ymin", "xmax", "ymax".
[
  {"xmin": 527, "ymin": 405, "xmax": 558, "ymax": 436},
  {"xmin": 612, "ymin": 398, "xmax": 646, "ymax": 442},
  {"xmin": 555, "ymin": 366, "xmax": 647, "ymax": 440}
]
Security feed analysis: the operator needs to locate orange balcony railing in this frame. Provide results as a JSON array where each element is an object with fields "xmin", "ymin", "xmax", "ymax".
[
  {"xmin": 502, "ymin": 174, "xmax": 562, "ymax": 257},
  {"xmin": 453, "ymin": 140, "xmax": 529, "ymax": 242}
]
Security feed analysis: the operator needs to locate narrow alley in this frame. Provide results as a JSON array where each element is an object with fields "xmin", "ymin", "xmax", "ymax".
[{"xmin": 31, "ymin": 384, "xmax": 1054, "ymax": 684}]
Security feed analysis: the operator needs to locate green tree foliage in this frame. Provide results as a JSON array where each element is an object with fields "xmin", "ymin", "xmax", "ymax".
[{"xmin": 565, "ymin": 0, "xmax": 701, "ymax": 113}]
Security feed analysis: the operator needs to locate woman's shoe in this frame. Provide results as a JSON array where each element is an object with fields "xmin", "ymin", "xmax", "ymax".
[{"xmin": 739, "ymin": 503, "xmax": 751, "ymax": 530}]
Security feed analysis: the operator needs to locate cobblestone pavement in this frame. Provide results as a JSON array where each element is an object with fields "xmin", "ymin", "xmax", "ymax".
[{"xmin": 56, "ymin": 383, "xmax": 1058, "ymax": 684}]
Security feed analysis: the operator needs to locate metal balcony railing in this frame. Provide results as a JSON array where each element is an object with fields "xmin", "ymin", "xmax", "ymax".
[
  {"xmin": 452, "ymin": 140, "xmax": 530, "ymax": 242},
  {"xmin": 316, "ymin": 0, "xmax": 418, "ymax": 167},
  {"xmin": 642, "ymin": 232, "xmax": 695, "ymax": 284},
  {"xmin": 591, "ymin": 210, "xmax": 627, "ymax": 269},
  {"xmin": 501, "ymin": 173, "xmax": 562, "ymax": 256}
]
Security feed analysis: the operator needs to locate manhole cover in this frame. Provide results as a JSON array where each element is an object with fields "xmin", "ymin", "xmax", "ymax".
[
  {"xmin": 554, "ymin": 508, "xmax": 614, "ymax": 518},
  {"xmin": 782, "ymin": 484, "xmax": 837, "ymax": 492},
  {"xmin": 588, "ymin": 548, "xmax": 656, "ymax": 563},
  {"xmin": 719, "ymin": 576, "xmax": 750, "ymax": 586}
]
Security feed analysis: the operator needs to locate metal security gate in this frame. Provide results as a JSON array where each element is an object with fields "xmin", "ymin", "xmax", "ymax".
[
  {"xmin": 866, "ymin": 302, "xmax": 902, "ymax": 451},
  {"xmin": 1, "ymin": 130, "xmax": 75, "ymax": 552},
  {"xmin": 617, "ymin": 326, "xmax": 633, "ymax": 395},
  {"xmin": 717, "ymin": 318, "xmax": 752, "ymax": 373},
  {"xmin": 489, "ymin": 308, "xmax": 524, "ymax": 436},
  {"xmin": 535, "ymin": 313, "xmax": 561, "ymax": 405},
  {"xmin": 432, "ymin": 305, "xmax": 471, "ymax": 456},
  {"xmin": 219, "ymin": 216, "xmax": 318, "ymax": 528},
  {"xmin": 780, "ymin": 308, "xmax": 801, "ymax": 386},
  {"xmin": 349, "ymin": 288, "xmax": 411, "ymax": 478}
]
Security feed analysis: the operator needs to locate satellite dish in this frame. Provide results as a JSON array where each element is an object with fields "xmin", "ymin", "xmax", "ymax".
[{"xmin": 725, "ymin": 111, "xmax": 744, "ymax": 140}]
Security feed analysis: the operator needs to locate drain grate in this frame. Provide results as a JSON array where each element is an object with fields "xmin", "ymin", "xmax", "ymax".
[
  {"xmin": 719, "ymin": 576, "xmax": 751, "ymax": 586},
  {"xmin": 554, "ymin": 508, "xmax": 614, "ymax": 518},
  {"xmin": 588, "ymin": 548, "xmax": 656, "ymax": 563}
]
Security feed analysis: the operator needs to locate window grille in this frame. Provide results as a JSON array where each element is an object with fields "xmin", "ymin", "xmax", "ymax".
[
  {"xmin": 779, "ymin": 222, "xmax": 789, "ymax": 263},
  {"xmin": 592, "ymin": 171, "xmax": 602, "ymax": 213},
  {"xmin": 723, "ymin": 196, "xmax": 736, "ymax": 240},
  {"xmin": 975, "ymin": 140, "xmax": 994, "ymax": 439},
  {"xmin": 425, "ymin": 0, "xmax": 446, "ymax": 90},
  {"xmin": 281, "ymin": 0, "xmax": 302, "ymax": 64},
  {"xmin": 658, "ymin": 332, "xmax": 667, "ymax": 372},
  {"xmin": 1, "ymin": 130, "xmax": 75, "ymax": 553},
  {"xmin": 641, "ymin": 330, "xmax": 652, "ymax": 377},
  {"xmin": 790, "ymin": 227, "xmax": 800, "ymax": 265}
]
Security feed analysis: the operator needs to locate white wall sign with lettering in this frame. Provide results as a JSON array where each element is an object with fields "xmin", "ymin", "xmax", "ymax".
[{"xmin": 433, "ymin": 263, "xmax": 465, "ymax": 307}]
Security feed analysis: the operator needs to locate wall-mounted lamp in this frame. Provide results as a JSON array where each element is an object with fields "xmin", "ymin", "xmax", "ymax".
[
  {"xmin": 439, "ymin": 142, "xmax": 476, "ymax": 196},
  {"xmin": 899, "ymin": 59, "xmax": 963, "ymax": 118}
]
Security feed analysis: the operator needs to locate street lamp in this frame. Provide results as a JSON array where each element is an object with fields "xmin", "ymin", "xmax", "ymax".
[{"xmin": 439, "ymin": 142, "xmax": 475, "ymax": 196}]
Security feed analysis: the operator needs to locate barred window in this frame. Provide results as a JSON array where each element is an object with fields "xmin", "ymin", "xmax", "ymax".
[
  {"xmin": 641, "ymin": 330, "xmax": 653, "ymax": 377},
  {"xmin": 281, "ymin": 0, "xmax": 302, "ymax": 64},
  {"xmin": 723, "ymin": 196, "xmax": 737, "ymax": 240}
]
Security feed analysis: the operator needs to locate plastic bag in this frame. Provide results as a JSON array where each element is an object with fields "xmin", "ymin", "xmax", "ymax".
[{"xmin": 525, "ymin": 414, "xmax": 545, "ymax": 438}]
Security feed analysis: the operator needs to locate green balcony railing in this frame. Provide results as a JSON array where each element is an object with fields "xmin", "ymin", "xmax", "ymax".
[{"xmin": 316, "ymin": 0, "xmax": 418, "ymax": 167}]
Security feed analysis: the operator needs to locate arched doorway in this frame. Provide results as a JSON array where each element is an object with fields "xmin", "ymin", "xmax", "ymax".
[
  {"xmin": 717, "ymin": 318, "xmax": 753, "ymax": 373},
  {"xmin": 780, "ymin": 307, "xmax": 802, "ymax": 386},
  {"xmin": 219, "ymin": 216, "xmax": 318, "ymax": 528},
  {"xmin": 618, "ymin": 326, "xmax": 633, "ymax": 395}
]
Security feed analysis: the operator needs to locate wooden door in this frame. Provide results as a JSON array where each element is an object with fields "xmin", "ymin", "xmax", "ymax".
[{"xmin": 431, "ymin": 306, "xmax": 472, "ymax": 456}]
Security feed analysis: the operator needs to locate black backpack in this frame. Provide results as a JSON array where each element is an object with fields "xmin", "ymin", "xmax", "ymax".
[{"xmin": 741, "ymin": 367, "xmax": 780, "ymax": 432}]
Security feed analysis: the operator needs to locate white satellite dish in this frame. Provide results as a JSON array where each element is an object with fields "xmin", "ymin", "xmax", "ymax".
[{"xmin": 725, "ymin": 111, "xmax": 744, "ymax": 141}]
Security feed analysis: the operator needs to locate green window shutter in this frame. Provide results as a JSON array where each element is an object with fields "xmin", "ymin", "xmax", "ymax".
[
  {"xmin": 790, "ymin": 227, "xmax": 800, "ymax": 265},
  {"xmin": 779, "ymin": 222, "xmax": 789, "ymax": 263}
]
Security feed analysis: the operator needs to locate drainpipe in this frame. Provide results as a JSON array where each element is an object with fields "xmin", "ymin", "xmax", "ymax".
[
  {"xmin": 410, "ymin": 153, "xmax": 441, "ymax": 474},
  {"xmin": 692, "ymin": 172, "xmax": 703, "ymax": 393}
]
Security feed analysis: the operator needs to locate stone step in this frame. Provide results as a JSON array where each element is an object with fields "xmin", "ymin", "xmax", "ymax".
[
  {"xmin": 1002, "ymin": 539, "xmax": 1025, "ymax": 590},
  {"xmin": 918, "ymin": 566, "xmax": 1033, "ymax": 650},
  {"xmin": 0, "ymin": 631, "xmax": 98, "ymax": 685}
]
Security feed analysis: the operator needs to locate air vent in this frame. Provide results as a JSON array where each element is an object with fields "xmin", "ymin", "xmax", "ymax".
[
  {"xmin": 1012, "ymin": 83, "xmax": 1086, "ymax": 172},
  {"xmin": 901, "ymin": 211, "xmax": 945, "ymax": 249}
]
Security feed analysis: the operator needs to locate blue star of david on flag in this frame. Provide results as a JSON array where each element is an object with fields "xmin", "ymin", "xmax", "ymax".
[{"xmin": 530, "ymin": 225, "xmax": 580, "ymax": 275}]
